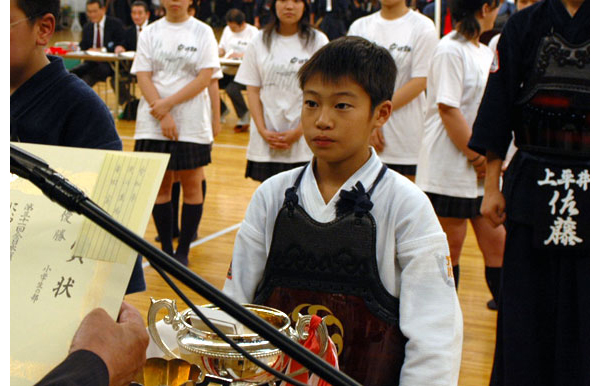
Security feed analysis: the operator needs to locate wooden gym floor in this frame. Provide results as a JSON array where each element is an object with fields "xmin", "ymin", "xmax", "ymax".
[{"xmin": 51, "ymin": 29, "xmax": 498, "ymax": 386}]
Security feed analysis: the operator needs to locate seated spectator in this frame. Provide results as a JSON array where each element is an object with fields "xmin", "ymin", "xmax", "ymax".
[
  {"xmin": 70, "ymin": 0, "xmax": 131, "ymax": 105},
  {"xmin": 114, "ymin": 1, "xmax": 152, "ymax": 119},
  {"xmin": 218, "ymin": 8, "xmax": 259, "ymax": 131},
  {"xmin": 116, "ymin": 1, "xmax": 151, "ymax": 52}
]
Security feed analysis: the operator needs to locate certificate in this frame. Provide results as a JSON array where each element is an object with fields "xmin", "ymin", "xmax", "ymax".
[{"xmin": 10, "ymin": 143, "xmax": 169, "ymax": 385}]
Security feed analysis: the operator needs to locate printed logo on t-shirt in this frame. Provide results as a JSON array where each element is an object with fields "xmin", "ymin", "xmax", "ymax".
[
  {"xmin": 177, "ymin": 44, "xmax": 198, "ymax": 52},
  {"xmin": 262, "ymin": 57, "xmax": 308, "ymax": 90},
  {"xmin": 290, "ymin": 57, "xmax": 309, "ymax": 65},
  {"xmin": 386, "ymin": 43, "xmax": 412, "ymax": 70},
  {"xmin": 153, "ymin": 46, "xmax": 200, "ymax": 74},
  {"xmin": 388, "ymin": 43, "xmax": 411, "ymax": 53}
]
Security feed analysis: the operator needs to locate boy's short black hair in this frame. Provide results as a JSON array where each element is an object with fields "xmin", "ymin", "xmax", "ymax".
[
  {"xmin": 298, "ymin": 36, "xmax": 397, "ymax": 112},
  {"xmin": 225, "ymin": 8, "xmax": 245, "ymax": 25},
  {"xmin": 17, "ymin": 0, "xmax": 60, "ymax": 21},
  {"xmin": 131, "ymin": 0, "xmax": 149, "ymax": 12}
]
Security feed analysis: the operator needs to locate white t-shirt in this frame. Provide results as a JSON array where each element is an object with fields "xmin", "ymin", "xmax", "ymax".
[
  {"xmin": 131, "ymin": 17, "xmax": 220, "ymax": 145},
  {"xmin": 219, "ymin": 23, "xmax": 259, "ymax": 75},
  {"xmin": 218, "ymin": 23, "xmax": 259, "ymax": 56},
  {"xmin": 416, "ymin": 32, "xmax": 494, "ymax": 198},
  {"xmin": 223, "ymin": 150, "xmax": 462, "ymax": 385},
  {"xmin": 348, "ymin": 10, "xmax": 438, "ymax": 165},
  {"xmin": 234, "ymin": 30, "xmax": 329, "ymax": 163}
]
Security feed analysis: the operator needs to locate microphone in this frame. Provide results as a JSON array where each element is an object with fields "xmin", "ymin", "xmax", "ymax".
[
  {"xmin": 10, "ymin": 143, "xmax": 88, "ymax": 213},
  {"xmin": 10, "ymin": 143, "xmax": 361, "ymax": 386}
]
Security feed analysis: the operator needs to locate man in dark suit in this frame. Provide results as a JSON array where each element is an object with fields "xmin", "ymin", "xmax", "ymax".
[
  {"xmin": 114, "ymin": 1, "xmax": 150, "ymax": 119},
  {"xmin": 115, "ymin": 1, "xmax": 151, "ymax": 52},
  {"xmin": 70, "ymin": 0, "xmax": 128, "ymax": 103}
]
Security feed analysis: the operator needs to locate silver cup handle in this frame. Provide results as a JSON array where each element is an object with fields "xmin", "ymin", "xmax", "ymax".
[
  {"xmin": 294, "ymin": 313, "xmax": 330, "ymax": 358},
  {"xmin": 147, "ymin": 298, "xmax": 186, "ymax": 359}
]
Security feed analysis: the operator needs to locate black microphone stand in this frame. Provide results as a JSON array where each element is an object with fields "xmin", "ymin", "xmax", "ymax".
[{"xmin": 10, "ymin": 144, "xmax": 361, "ymax": 386}]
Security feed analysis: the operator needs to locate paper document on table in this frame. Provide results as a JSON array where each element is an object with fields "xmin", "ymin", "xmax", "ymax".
[
  {"xmin": 84, "ymin": 49, "xmax": 115, "ymax": 57},
  {"xmin": 10, "ymin": 143, "xmax": 169, "ymax": 386},
  {"xmin": 119, "ymin": 51, "xmax": 136, "ymax": 59}
]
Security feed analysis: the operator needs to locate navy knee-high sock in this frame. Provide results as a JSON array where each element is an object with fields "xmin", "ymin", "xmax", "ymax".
[
  {"xmin": 452, "ymin": 265, "xmax": 460, "ymax": 290},
  {"xmin": 485, "ymin": 266, "xmax": 501, "ymax": 303},
  {"xmin": 202, "ymin": 179, "xmax": 206, "ymax": 200},
  {"xmin": 171, "ymin": 182, "xmax": 181, "ymax": 237},
  {"xmin": 152, "ymin": 202, "xmax": 173, "ymax": 255},
  {"xmin": 175, "ymin": 203, "xmax": 204, "ymax": 265}
]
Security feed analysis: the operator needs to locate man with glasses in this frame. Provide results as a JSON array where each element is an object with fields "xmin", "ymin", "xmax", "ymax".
[{"xmin": 10, "ymin": 1, "xmax": 149, "ymax": 384}]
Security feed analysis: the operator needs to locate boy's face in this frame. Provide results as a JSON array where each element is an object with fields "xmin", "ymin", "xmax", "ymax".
[
  {"xmin": 10, "ymin": 1, "xmax": 36, "ymax": 76},
  {"xmin": 301, "ymin": 75, "xmax": 391, "ymax": 169}
]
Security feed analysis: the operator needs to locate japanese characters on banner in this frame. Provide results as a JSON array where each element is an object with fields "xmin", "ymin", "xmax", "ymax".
[{"xmin": 536, "ymin": 167, "xmax": 590, "ymax": 249}]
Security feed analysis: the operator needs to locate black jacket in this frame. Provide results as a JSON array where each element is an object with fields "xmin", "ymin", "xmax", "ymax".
[
  {"xmin": 34, "ymin": 350, "xmax": 108, "ymax": 386},
  {"xmin": 123, "ymin": 24, "xmax": 138, "ymax": 51},
  {"xmin": 80, "ymin": 15, "xmax": 125, "ymax": 52}
]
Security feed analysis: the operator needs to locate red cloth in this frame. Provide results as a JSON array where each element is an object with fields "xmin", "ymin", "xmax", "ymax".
[
  {"xmin": 444, "ymin": 7, "xmax": 453, "ymax": 35},
  {"xmin": 282, "ymin": 315, "xmax": 339, "ymax": 386},
  {"xmin": 45, "ymin": 47, "xmax": 68, "ymax": 55}
]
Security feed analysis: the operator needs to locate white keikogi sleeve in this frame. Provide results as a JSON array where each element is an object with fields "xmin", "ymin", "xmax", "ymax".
[
  {"xmin": 222, "ymin": 185, "xmax": 272, "ymax": 303},
  {"xmin": 396, "ymin": 191, "xmax": 463, "ymax": 386}
]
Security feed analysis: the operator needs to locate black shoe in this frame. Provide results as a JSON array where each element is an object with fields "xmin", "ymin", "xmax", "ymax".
[
  {"xmin": 173, "ymin": 252, "xmax": 188, "ymax": 266},
  {"xmin": 487, "ymin": 299, "xmax": 498, "ymax": 311}
]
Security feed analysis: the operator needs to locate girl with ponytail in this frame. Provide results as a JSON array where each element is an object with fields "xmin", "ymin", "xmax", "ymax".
[{"xmin": 416, "ymin": 0, "xmax": 503, "ymax": 308}]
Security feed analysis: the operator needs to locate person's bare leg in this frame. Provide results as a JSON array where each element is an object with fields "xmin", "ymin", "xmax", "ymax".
[{"xmin": 471, "ymin": 215, "xmax": 506, "ymax": 309}]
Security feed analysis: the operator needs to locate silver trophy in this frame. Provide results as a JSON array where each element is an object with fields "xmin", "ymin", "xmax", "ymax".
[{"xmin": 147, "ymin": 299, "xmax": 330, "ymax": 385}]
